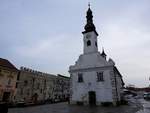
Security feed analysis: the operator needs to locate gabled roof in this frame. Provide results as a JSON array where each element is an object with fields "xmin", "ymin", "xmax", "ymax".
[
  {"xmin": 0, "ymin": 58, "xmax": 18, "ymax": 71},
  {"xmin": 114, "ymin": 66, "xmax": 125, "ymax": 86}
]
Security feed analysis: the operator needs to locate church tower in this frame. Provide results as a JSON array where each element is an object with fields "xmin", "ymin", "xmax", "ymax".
[
  {"xmin": 82, "ymin": 5, "xmax": 98, "ymax": 54},
  {"xmin": 69, "ymin": 5, "xmax": 124, "ymax": 106}
]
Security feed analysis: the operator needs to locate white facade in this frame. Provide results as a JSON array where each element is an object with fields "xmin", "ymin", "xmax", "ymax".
[
  {"xmin": 83, "ymin": 32, "xmax": 98, "ymax": 54},
  {"xmin": 69, "ymin": 7, "xmax": 124, "ymax": 106}
]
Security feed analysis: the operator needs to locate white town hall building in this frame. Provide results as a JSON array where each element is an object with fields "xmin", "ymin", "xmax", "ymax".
[{"xmin": 69, "ymin": 6, "xmax": 124, "ymax": 106}]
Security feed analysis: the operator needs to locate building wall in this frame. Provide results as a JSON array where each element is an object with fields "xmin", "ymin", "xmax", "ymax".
[
  {"xmin": 69, "ymin": 52, "xmax": 124, "ymax": 105},
  {"xmin": 70, "ymin": 68, "xmax": 114, "ymax": 104},
  {"xmin": 83, "ymin": 32, "xmax": 98, "ymax": 54},
  {"xmin": 0, "ymin": 67, "xmax": 18, "ymax": 102},
  {"xmin": 15, "ymin": 67, "xmax": 56, "ymax": 103},
  {"xmin": 55, "ymin": 75, "xmax": 70, "ymax": 100},
  {"xmin": 15, "ymin": 67, "xmax": 70, "ymax": 103}
]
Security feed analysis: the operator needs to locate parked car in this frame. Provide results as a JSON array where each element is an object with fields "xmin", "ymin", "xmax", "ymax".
[{"xmin": 143, "ymin": 93, "xmax": 150, "ymax": 100}]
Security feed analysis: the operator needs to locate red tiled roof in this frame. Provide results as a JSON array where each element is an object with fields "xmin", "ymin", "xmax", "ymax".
[{"xmin": 0, "ymin": 58, "xmax": 18, "ymax": 71}]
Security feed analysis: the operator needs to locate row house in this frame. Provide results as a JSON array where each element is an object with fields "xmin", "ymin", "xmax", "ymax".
[
  {"xmin": 15, "ymin": 67, "xmax": 57, "ymax": 103},
  {"xmin": 53, "ymin": 74, "xmax": 70, "ymax": 101},
  {"xmin": 15, "ymin": 67, "xmax": 70, "ymax": 103},
  {"xmin": 0, "ymin": 58, "xmax": 70, "ymax": 104}
]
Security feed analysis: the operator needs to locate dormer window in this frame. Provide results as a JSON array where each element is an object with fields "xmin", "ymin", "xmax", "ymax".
[{"xmin": 87, "ymin": 40, "xmax": 91, "ymax": 46}]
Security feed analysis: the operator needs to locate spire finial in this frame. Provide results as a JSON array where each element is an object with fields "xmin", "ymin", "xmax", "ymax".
[
  {"xmin": 102, "ymin": 47, "xmax": 104, "ymax": 50},
  {"xmin": 88, "ymin": 2, "xmax": 90, "ymax": 8},
  {"xmin": 82, "ymin": 3, "xmax": 98, "ymax": 36},
  {"xmin": 101, "ymin": 47, "xmax": 107, "ymax": 57}
]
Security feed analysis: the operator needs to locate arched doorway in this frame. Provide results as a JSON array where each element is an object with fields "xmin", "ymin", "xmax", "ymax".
[
  {"xmin": 32, "ymin": 93, "xmax": 38, "ymax": 103},
  {"xmin": 88, "ymin": 91, "xmax": 96, "ymax": 105}
]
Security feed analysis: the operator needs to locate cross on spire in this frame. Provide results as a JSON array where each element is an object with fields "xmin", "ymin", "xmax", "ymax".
[{"xmin": 88, "ymin": 2, "xmax": 90, "ymax": 8}]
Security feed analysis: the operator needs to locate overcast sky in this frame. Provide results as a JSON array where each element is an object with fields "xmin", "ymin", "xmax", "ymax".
[{"xmin": 0, "ymin": 0, "xmax": 150, "ymax": 87}]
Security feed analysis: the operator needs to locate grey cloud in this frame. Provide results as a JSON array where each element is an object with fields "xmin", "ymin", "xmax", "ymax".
[{"xmin": 0, "ymin": 0, "xmax": 150, "ymax": 87}]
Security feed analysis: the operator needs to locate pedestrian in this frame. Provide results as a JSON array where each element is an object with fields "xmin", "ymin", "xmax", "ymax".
[{"xmin": 67, "ymin": 97, "xmax": 70, "ymax": 104}]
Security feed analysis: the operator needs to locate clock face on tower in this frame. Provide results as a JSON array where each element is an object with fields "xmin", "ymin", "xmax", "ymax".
[{"xmin": 86, "ymin": 34, "xmax": 91, "ymax": 39}]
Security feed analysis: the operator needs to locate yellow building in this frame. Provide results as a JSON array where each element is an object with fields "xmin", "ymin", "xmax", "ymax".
[{"xmin": 0, "ymin": 58, "xmax": 18, "ymax": 103}]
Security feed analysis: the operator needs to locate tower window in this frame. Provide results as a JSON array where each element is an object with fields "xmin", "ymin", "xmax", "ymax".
[
  {"xmin": 97, "ymin": 72, "xmax": 104, "ymax": 82},
  {"xmin": 78, "ymin": 73, "xmax": 83, "ymax": 82},
  {"xmin": 87, "ymin": 40, "xmax": 91, "ymax": 46},
  {"xmin": 95, "ymin": 42, "xmax": 97, "ymax": 47}
]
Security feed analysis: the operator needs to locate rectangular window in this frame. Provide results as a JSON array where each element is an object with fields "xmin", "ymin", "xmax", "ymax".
[
  {"xmin": 37, "ymin": 83, "xmax": 40, "ymax": 89},
  {"xmin": 0, "ymin": 69, "xmax": 3, "ymax": 77},
  {"xmin": 97, "ymin": 72, "xmax": 104, "ymax": 82},
  {"xmin": 27, "ymin": 89, "xmax": 30, "ymax": 96},
  {"xmin": 20, "ymin": 88, "xmax": 23, "ymax": 95},
  {"xmin": 44, "ymin": 80, "xmax": 46, "ymax": 89},
  {"xmin": 78, "ymin": 73, "xmax": 83, "ymax": 82},
  {"xmin": 40, "ymin": 89, "xmax": 43, "ymax": 93},
  {"xmin": 17, "ymin": 71, "xmax": 20, "ymax": 80},
  {"xmin": 16, "ymin": 83, "xmax": 18, "ymax": 88},
  {"xmin": 24, "ymin": 80, "xmax": 28, "ymax": 86}
]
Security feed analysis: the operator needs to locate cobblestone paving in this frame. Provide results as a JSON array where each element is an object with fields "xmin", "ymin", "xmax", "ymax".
[
  {"xmin": 9, "ymin": 102, "xmax": 140, "ymax": 113},
  {"xmin": 135, "ymin": 99, "xmax": 150, "ymax": 113}
]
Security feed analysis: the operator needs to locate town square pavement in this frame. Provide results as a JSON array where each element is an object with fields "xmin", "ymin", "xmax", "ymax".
[{"xmin": 9, "ymin": 101, "xmax": 142, "ymax": 113}]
